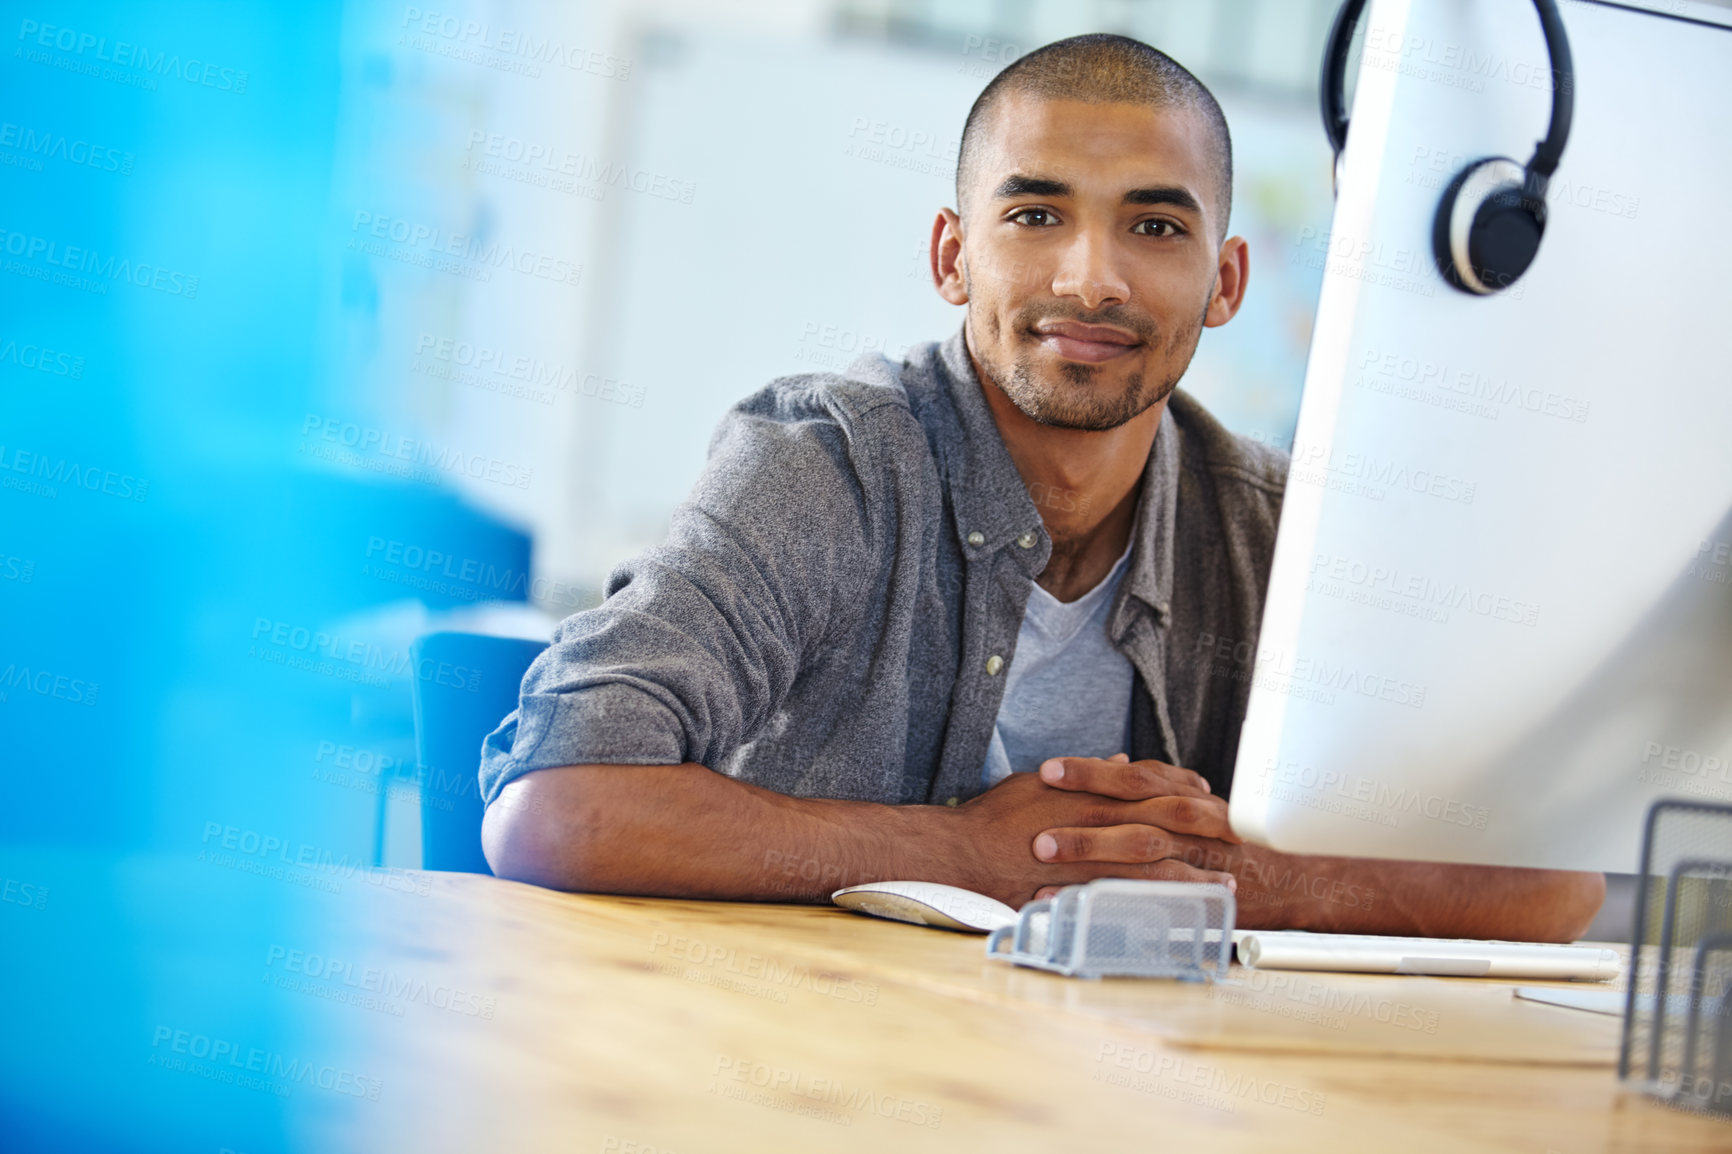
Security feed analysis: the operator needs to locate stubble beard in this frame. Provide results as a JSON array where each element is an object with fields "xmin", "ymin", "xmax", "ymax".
[{"xmin": 968, "ymin": 295, "xmax": 1208, "ymax": 433}]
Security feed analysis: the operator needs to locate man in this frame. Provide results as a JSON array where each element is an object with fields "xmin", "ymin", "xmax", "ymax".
[{"xmin": 480, "ymin": 34, "xmax": 1603, "ymax": 940}]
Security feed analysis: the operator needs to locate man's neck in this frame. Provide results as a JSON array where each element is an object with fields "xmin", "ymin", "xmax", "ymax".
[{"xmin": 966, "ymin": 341, "xmax": 1165, "ymax": 604}]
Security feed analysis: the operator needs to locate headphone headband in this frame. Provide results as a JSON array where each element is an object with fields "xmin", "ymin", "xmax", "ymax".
[
  {"xmin": 1527, "ymin": 0, "xmax": 1575, "ymax": 180},
  {"xmin": 1320, "ymin": 0, "xmax": 1576, "ymax": 295}
]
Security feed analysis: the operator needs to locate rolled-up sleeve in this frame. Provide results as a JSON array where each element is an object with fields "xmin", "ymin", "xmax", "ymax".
[{"xmin": 478, "ymin": 384, "xmax": 878, "ymax": 805}]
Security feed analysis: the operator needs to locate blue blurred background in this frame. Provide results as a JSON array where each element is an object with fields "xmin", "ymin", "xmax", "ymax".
[{"xmin": 0, "ymin": 1, "xmax": 1337, "ymax": 1149}]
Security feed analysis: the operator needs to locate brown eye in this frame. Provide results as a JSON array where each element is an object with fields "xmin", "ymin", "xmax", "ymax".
[
  {"xmin": 1133, "ymin": 218, "xmax": 1181, "ymax": 237},
  {"xmin": 1010, "ymin": 208, "xmax": 1056, "ymax": 227}
]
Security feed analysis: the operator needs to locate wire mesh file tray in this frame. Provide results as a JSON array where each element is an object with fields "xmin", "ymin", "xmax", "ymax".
[
  {"xmin": 984, "ymin": 879, "xmax": 1235, "ymax": 981},
  {"xmin": 1620, "ymin": 800, "xmax": 1732, "ymax": 1120}
]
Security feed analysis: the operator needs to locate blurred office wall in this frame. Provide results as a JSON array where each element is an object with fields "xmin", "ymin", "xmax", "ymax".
[{"xmin": 329, "ymin": 0, "xmax": 1337, "ymax": 595}]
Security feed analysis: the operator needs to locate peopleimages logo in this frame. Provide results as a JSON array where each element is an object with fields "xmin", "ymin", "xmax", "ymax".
[
  {"xmin": 16, "ymin": 19, "xmax": 250, "ymax": 92},
  {"xmin": 363, "ymin": 535, "xmax": 587, "ymax": 610},
  {"xmin": 311, "ymin": 740, "xmax": 488, "ymax": 813},
  {"xmin": 149, "ymin": 1026, "xmax": 381, "ymax": 1100},
  {"xmin": 264, "ymin": 945, "xmax": 497, "ymax": 1019},
  {"xmin": 1355, "ymin": 344, "xmax": 1590, "ymax": 425},
  {"xmin": 1309, "ymin": 551, "xmax": 1541, "ymax": 628},
  {"xmin": 1691, "ymin": 539, "xmax": 1732, "ymax": 588},
  {"xmin": 1208, "ymin": 967, "xmax": 1441, "ymax": 1034},
  {"xmin": 1638, "ymin": 741, "xmax": 1731, "ymax": 794},
  {"xmin": 0, "ymin": 444, "xmax": 149, "ymax": 502},
  {"xmin": 1288, "ymin": 439, "xmax": 1476, "ymax": 505},
  {"xmin": 398, "ymin": 7, "xmax": 630, "ymax": 80},
  {"xmin": 1195, "ymin": 632, "xmax": 1428, "ymax": 710},
  {"xmin": 1362, "ymin": 26, "xmax": 1566, "ymax": 94},
  {"xmin": 0, "ymin": 121, "xmax": 135, "ymax": 174},
  {"xmin": 413, "ymin": 333, "xmax": 644, "ymax": 409},
  {"xmin": 299, "ymin": 413, "xmax": 535, "ymax": 490},
  {"xmin": 0, "ymin": 336, "xmax": 84, "ymax": 377},
  {"xmin": 349, "ymin": 211, "xmax": 582, "ymax": 287},
  {"xmin": 463, "ymin": 131, "xmax": 694, "ymax": 204},
  {"xmin": 2, "ymin": 877, "xmax": 49, "ymax": 910},
  {"xmin": 1093, "ymin": 1043, "xmax": 1327, "ymax": 1115},
  {"xmin": 198, "ymin": 821, "xmax": 433, "ymax": 896},
  {"xmin": 1289, "ymin": 226, "xmax": 1444, "ymax": 300},
  {"xmin": 843, "ymin": 117, "xmax": 958, "ymax": 179},
  {"xmin": 651, "ymin": 932, "xmax": 880, "ymax": 1006},
  {"xmin": 0, "ymin": 662, "xmax": 99, "ymax": 706},
  {"xmin": 1406, "ymin": 146, "xmax": 1637, "ymax": 222},
  {"xmin": 1257, "ymin": 758, "xmax": 1489, "ymax": 831},
  {"xmin": 0, "ymin": 226, "xmax": 199, "ymax": 297},
  {"xmin": 249, "ymin": 616, "xmax": 482, "ymax": 691},
  {"xmin": 710, "ymin": 1056, "xmax": 943, "ymax": 1129}
]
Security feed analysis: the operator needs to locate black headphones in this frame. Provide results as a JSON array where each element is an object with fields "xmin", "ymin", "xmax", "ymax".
[{"xmin": 1322, "ymin": 0, "xmax": 1575, "ymax": 295}]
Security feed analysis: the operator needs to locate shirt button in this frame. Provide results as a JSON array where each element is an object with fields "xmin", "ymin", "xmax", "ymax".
[
  {"xmin": 966, "ymin": 531, "xmax": 985, "ymax": 547},
  {"xmin": 945, "ymin": 796, "xmax": 960, "ymax": 807},
  {"xmin": 1016, "ymin": 531, "xmax": 1038, "ymax": 549},
  {"xmin": 985, "ymin": 654, "xmax": 1004, "ymax": 676}
]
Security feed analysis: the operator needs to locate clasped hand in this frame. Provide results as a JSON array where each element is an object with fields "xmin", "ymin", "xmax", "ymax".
[{"xmin": 954, "ymin": 753, "xmax": 1243, "ymax": 906}]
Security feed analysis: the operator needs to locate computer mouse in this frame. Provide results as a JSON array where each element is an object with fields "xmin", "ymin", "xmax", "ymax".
[{"xmin": 831, "ymin": 880, "xmax": 1019, "ymax": 934}]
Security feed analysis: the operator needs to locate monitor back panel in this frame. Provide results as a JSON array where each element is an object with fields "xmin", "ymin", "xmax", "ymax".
[{"xmin": 1229, "ymin": 0, "xmax": 1732, "ymax": 871}]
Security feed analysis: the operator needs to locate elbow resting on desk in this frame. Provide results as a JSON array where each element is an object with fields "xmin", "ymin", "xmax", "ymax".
[
  {"xmin": 479, "ymin": 762, "xmax": 927, "ymax": 901},
  {"xmin": 481, "ymin": 772, "xmax": 601, "ymax": 892},
  {"xmin": 1512, "ymin": 868, "xmax": 1608, "ymax": 944}
]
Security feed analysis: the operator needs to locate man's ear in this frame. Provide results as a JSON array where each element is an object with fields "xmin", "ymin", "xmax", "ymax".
[
  {"xmin": 1203, "ymin": 235, "xmax": 1249, "ymax": 328},
  {"xmin": 931, "ymin": 207, "xmax": 968, "ymax": 306}
]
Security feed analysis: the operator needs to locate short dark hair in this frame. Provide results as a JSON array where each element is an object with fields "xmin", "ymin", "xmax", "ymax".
[{"xmin": 955, "ymin": 33, "xmax": 1233, "ymax": 236}]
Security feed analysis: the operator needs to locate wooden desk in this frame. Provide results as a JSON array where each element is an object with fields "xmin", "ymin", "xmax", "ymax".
[{"xmin": 313, "ymin": 872, "xmax": 1728, "ymax": 1153}]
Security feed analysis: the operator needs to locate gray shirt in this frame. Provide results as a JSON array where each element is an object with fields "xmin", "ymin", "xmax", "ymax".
[
  {"xmin": 479, "ymin": 326, "xmax": 1288, "ymax": 807},
  {"xmin": 979, "ymin": 531, "xmax": 1136, "ymax": 789}
]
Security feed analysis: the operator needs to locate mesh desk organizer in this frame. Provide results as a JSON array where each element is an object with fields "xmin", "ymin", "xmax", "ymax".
[
  {"xmin": 985, "ymin": 879, "xmax": 1234, "ymax": 981},
  {"xmin": 1621, "ymin": 800, "xmax": 1732, "ymax": 1119}
]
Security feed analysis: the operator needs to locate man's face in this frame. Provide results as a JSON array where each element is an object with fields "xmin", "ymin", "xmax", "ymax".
[{"xmin": 951, "ymin": 94, "xmax": 1232, "ymax": 431}]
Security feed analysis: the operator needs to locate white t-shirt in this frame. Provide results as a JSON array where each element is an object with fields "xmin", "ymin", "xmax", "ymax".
[{"xmin": 979, "ymin": 535, "xmax": 1136, "ymax": 788}]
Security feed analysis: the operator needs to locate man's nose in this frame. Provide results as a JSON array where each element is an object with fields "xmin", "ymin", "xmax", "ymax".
[{"xmin": 1050, "ymin": 231, "xmax": 1130, "ymax": 311}]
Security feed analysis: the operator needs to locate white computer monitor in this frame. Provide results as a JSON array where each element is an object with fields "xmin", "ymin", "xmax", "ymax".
[{"xmin": 1227, "ymin": 0, "xmax": 1732, "ymax": 872}]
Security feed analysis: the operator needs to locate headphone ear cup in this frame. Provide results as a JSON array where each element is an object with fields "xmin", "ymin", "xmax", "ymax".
[{"xmin": 1432, "ymin": 157, "xmax": 1547, "ymax": 295}]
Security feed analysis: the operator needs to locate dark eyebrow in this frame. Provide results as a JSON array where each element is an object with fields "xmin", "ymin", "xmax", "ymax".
[
  {"xmin": 1124, "ymin": 186, "xmax": 1204, "ymax": 216},
  {"xmin": 992, "ymin": 174, "xmax": 1204, "ymax": 219},
  {"xmin": 992, "ymin": 174, "xmax": 1071, "ymax": 200}
]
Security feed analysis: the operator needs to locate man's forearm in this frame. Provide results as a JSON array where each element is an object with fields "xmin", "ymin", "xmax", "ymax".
[
  {"xmin": 1230, "ymin": 846, "xmax": 1606, "ymax": 943},
  {"xmin": 487, "ymin": 763, "xmax": 1248, "ymax": 907},
  {"xmin": 482, "ymin": 764, "xmax": 962, "ymax": 901}
]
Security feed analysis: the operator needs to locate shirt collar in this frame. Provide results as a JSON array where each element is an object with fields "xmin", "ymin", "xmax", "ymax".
[
  {"xmin": 927, "ymin": 324, "xmax": 1180, "ymax": 620},
  {"xmin": 931, "ymin": 326, "xmax": 1052, "ymax": 579},
  {"xmin": 1121, "ymin": 402, "xmax": 1179, "ymax": 626}
]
